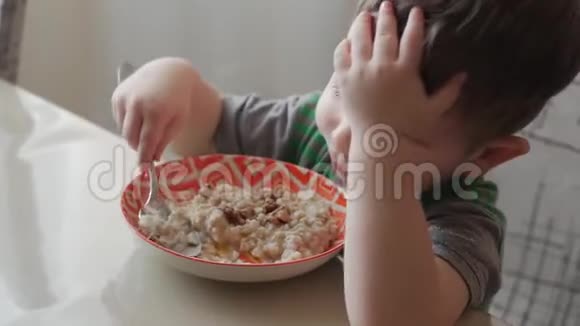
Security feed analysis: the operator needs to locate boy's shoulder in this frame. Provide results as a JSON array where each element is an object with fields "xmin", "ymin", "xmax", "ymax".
[
  {"xmin": 423, "ymin": 176, "xmax": 501, "ymax": 209},
  {"xmin": 423, "ymin": 175, "xmax": 506, "ymax": 308},
  {"xmin": 423, "ymin": 176, "xmax": 505, "ymax": 224},
  {"xmin": 422, "ymin": 175, "xmax": 507, "ymax": 263},
  {"xmin": 216, "ymin": 90, "xmax": 328, "ymax": 171}
]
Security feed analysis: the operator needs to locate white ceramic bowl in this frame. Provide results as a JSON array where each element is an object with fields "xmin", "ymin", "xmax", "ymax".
[{"xmin": 121, "ymin": 154, "xmax": 346, "ymax": 282}]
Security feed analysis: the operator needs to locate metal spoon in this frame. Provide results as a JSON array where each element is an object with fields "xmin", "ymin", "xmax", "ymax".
[
  {"xmin": 116, "ymin": 61, "xmax": 201, "ymax": 257},
  {"xmin": 139, "ymin": 163, "xmax": 171, "ymax": 220}
]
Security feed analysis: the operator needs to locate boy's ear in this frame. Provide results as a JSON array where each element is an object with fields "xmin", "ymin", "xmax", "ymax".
[{"xmin": 470, "ymin": 135, "xmax": 530, "ymax": 174}]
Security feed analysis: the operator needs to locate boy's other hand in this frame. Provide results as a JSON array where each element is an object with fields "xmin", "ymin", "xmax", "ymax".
[
  {"xmin": 334, "ymin": 2, "xmax": 466, "ymax": 159},
  {"xmin": 111, "ymin": 59, "xmax": 197, "ymax": 163}
]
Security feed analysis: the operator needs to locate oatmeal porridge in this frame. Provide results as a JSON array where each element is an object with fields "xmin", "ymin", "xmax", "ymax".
[{"xmin": 138, "ymin": 183, "xmax": 340, "ymax": 263}]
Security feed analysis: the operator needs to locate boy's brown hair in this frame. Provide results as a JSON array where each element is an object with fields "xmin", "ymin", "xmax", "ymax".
[{"xmin": 358, "ymin": 0, "xmax": 580, "ymax": 145}]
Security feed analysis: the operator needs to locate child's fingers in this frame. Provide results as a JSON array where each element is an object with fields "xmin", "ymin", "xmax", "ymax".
[
  {"xmin": 430, "ymin": 73, "xmax": 467, "ymax": 114},
  {"xmin": 122, "ymin": 107, "xmax": 143, "ymax": 151},
  {"xmin": 117, "ymin": 107, "xmax": 126, "ymax": 132},
  {"xmin": 347, "ymin": 11, "xmax": 373, "ymax": 63},
  {"xmin": 114, "ymin": 106, "xmax": 126, "ymax": 133},
  {"xmin": 138, "ymin": 115, "xmax": 167, "ymax": 163},
  {"xmin": 333, "ymin": 38, "xmax": 352, "ymax": 73},
  {"xmin": 153, "ymin": 118, "xmax": 178, "ymax": 162},
  {"xmin": 111, "ymin": 95, "xmax": 126, "ymax": 131},
  {"xmin": 399, "ymin": 6, "xmax": 425, "ymax": 68},
  {"xmin": 373, "ymin": 1, "xmax": 399, "ymax": 64}
]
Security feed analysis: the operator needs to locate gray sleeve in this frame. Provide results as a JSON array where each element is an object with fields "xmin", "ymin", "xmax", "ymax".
[
  {"xmin": 212, "ymin": 93, "xmax": 309, "ymax": 160},
  {"xmin": 426, "ymin": 201, "xmax": 504, "ymax": 308}
]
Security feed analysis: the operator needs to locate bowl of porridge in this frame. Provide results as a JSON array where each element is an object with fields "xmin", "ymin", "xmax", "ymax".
[{"xmin": 120, "ymin": 154, "xmax": 346, "ymax": 282}]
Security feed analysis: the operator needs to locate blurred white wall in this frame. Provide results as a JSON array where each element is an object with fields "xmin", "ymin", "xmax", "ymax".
[{"xmin": 18, "ymin": 0, "xmax": 355, "ymax": 131}]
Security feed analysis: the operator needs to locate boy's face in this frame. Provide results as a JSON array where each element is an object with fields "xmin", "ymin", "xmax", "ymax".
[
  {"xmin": 314, "ymin": 10, "xmax": 532, "ymax": 185},
  {"xmin": 315, "ymin": 72, "xmax": 476, "ymax": 183}
]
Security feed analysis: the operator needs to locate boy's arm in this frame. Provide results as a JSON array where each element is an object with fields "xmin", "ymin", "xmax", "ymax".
[
  {"xmin": 345, "ymin": 151, "xmax": 502, "ymax": 326},
  {"xmin": 428, "ymin": 196, "xmax": 503, "ymax": 310},
  {"xmin": 158, "ymin": 56, "xmax": 320, "ymax": 166},
  {"xmin": 160, "ymin": 58, "xmax": 310, "ymax": 160},
  {"xmin": 168, "ymin": 59, "xmax": 223, "ymax": 157},
  {"xmin": 345, "ymin": 153, "xmax": 456, "ymax": 325},
  {"xmin": 338, "ymin": 6, "xmax": 502, "ymax": 326},
  {"xmin": 211, "ymin": 92, "xmax": 318, "ymax": 161}
]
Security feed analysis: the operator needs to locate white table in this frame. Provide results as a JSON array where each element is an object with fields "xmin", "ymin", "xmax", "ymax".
[{"xmin": 0, "ymin": 80, "xmax": 509, "ymax": 326}]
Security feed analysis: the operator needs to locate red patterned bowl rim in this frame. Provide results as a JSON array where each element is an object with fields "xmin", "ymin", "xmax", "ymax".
[{"xmin": 120, "ymin": 154, "xmax": 346, "ymax": 268}]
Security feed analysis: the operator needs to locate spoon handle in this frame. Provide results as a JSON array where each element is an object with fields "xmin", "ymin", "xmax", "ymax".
[
  {"xmin": 145, "ymin": 163, "xmax": 158, "ymax": 208},
  {"xmin": 117, "ymin": 62, "xmax": 135, "ymax": 84}
]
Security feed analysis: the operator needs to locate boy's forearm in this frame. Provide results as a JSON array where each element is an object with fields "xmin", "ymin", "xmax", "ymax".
[
  {"xmin": 344, "ymin": 147, "xmax": 450, "ymax": 326},
  {"xmin": 164, "ymin": 58, "xmax": 223, "ymax": 158}
]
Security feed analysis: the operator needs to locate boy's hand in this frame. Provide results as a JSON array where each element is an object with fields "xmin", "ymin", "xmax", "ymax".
[
  {"xmin": 334, "ymin": 2, "xmax": 465, "ymax": 160},
  {"xmin": 112, "ymin": 59, "xmax": 198, "ymax": 163}
]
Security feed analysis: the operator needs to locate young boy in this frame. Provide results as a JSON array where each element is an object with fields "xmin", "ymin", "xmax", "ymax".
[{"xmin": 112, "ymin": 0, "xmax": 580, "ymax": 325}]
